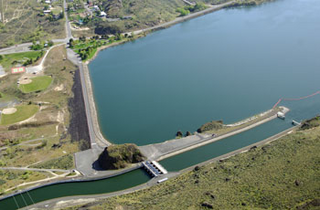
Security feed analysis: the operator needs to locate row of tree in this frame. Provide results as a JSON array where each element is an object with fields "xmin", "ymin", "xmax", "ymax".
[{"xmin": 176, "ymin": 3, "xmax": 208, "ymax": 16}]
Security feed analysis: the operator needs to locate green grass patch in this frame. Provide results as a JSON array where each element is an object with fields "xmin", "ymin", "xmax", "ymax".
[
  {"xmin": 0, "ymin": 51, "xmax": 44, "ymax": 71},
  {"xmin": 19, "ymin": 76, "xmax": 53, "ymax": 93},
  {"xmin": 0, "ymin": 92, "xmax": 15, "ymax": 103},
  {"xmin": 0, "ymin": 105, "xmax": 39, "ymax": 125},
  {"xmin": 33, "ymin": 154, "xmax": 74, "ymax": 170},
  {"xmin": 51, "ymin": 7, "xmax": 62, "ymax": 15}
]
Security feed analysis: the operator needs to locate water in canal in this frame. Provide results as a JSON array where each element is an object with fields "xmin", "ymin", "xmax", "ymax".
[
  {"xmin": 0, "ymin": 169, "xmax": 150, "ymax": 210},
  {"xmin": 89, "ymin": 0, "xmax": 320, "ymax": 145}
]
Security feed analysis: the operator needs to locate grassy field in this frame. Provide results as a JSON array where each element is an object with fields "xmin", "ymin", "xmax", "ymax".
[
  {"xmin": 70, "ymin": 118, "xmax": 320, "ymax": 210},
  {"xmin": 33, "ymin": 154, "xmax": 74, "ymax": 170},
  {"xmin": 0, "ymin": 105, "xmax": 39, "ymax": 125},
  {"xmin": 0, "ymin": 92, "xmax": 15, "ymax": 103},
  {"xmin": 0, "ymin": 170, "xmax": 52, "ymax": 195},
  {"xmin": 0, "ymin": 51, "xmax": 44, "ymax": 72},
  {"xmin": 19, "ymin": 76, "xmax": 53, "ymax": 93}
]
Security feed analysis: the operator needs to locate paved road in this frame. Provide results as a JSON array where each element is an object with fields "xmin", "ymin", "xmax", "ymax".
[
  {"xmin": 64, "ymin": 0, "xmax": 73, "ymax": 40},
  {"xmin": 0, "ymin": 65, "xmax": 5, "ymax": 77},
  {"xmin": 0, "ymin": 137, "xmax": 45, "ymax": 151},
  {"xmin": 0, "ymin": 167, "xmax": 71, "ymax": 173}
]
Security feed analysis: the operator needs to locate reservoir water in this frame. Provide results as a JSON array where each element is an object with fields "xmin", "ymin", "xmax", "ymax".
[
  {"xmin": 1, "ymin": 0, "xmax": 320, "ymax": 209},
  {"xmin": 89, "ymin": 0, "xmax": 320, "ymax": 145}
]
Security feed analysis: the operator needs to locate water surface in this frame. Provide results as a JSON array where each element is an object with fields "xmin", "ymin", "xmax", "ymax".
[{"xmin": 89, "ymin": 0, "xmax": 320, "ymax": 145}]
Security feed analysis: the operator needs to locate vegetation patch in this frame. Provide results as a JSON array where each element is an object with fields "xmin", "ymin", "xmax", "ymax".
[
  {"xmin": 98, "ymin": 144, "xmax": 145, "ymax": 170},
  {"xmin": 0, "ymin": 0, "xmax": 65, "ymax": 48},
  {"xmin": 70, "ymin": 34, "xmax": 133, "ymax": 61},
  {"xmin": 0, "ymin": 104, "xmax": 38, "ymax": 125},
  {"xmin": 197, "ymin": 120, "xmax": 224, "ymax": 133},
  {"xmin": 19, "ymin": 76, "xmax": 53, "ymax": 93},
  {"xmin": 0, "ymin": 51, "xmax": 44, "ymax": 71},
  {"xmin": 300, "ymin": 115, "xmax": 320, "ymax": 130},
  {"xmin": 176, "ymin": 3, "xmax": 208, "ymax": 16},
  {"xmin": 33, "ymin": 154, "xmax": 74, "ymax": 170},
  {"xmin": 0, "ymin": 170, "xmax": 50, "ymax": 195},
  {"xmin": 0, "ymin": 92, "xmax": 15, "ymax": 103}
]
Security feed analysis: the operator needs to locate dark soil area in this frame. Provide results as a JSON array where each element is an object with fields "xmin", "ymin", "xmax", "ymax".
[{"xmin": 68, "ymin": 68, "xmax": 91, "ymax": 151}]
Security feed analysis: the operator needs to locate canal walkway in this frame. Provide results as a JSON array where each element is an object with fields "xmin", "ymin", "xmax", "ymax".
[{"xmin": 139, "ymin": 107, "xmax": 289, "ymax": 161}]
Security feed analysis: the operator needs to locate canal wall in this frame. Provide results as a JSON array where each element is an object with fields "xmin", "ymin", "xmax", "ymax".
[{"xmin": 139, "ymin": 107, "xmax": 289, "ymax": 161}]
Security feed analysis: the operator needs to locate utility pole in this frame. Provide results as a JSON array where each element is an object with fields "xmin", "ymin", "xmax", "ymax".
[{"xmin": 0, "ymin": 0, "xmax": 4, "ymax": 23}]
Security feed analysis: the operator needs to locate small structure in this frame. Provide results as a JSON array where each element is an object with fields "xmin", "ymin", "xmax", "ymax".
[
  {"xmin": 277, "ymin": 111, "xmax": 285, "ymax": 120},
  {"xmin": 157, "ymin": 177, "xmax": 168, "ymax": 184},
  {"xmin": 45, "ymin": 0, "xmax": 51, "ymax": 4},
  {"xmin": 93, "ymin": 5, "xmax": 99, "ymax": 11},
  {"xmin": 11, "ymin": 67, "xmax": 26, "ymax": 74},
  {"xmin": 43, "ymin": 10, "xmax": 51, "ymax": 14},
  {"xmin": 99, "ymin": 11, "xmax": 106, "ymax": 17},
  {"xmin": 142, "ymin": 161, "xmax": 168, "ymax": 177},
  {"xmin": 122, "ymin": 16, "xmax": 133, "ymax": 20},
  {"xmin": 292, "ymin": 120, "xmax": 301, "ymax": 126}
]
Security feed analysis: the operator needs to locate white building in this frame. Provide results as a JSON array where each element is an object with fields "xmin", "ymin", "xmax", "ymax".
[{"xmin": 100, "ymin": 11, "xmax": 106, "ymax": 17}]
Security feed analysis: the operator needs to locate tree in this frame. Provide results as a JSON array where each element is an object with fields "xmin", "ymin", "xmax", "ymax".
[
  {"xmin": 47, "ymin": 40, "xmax": 54, "ymax": 47},
  {"xmin": 79, "ymin": 36, "xmax": 86, "ymax": 42},
  {"xmin": 115, "ymin": 33, "xmax": 122, "ymax": 40},
  {"xmin": 60, "ymin": 11, "xmax": 64, "ymax": 19},
  {"xmin": 176, "ymin": 8, "xmax": 190, "ymax": 16},
  {"xmin": 101, "ymin": 34, "xmax": 109, "ymax": 39},
  {"xmin": 176, "ymin": 130, "xmax": 183, "ymax": 137},
  {"xmin": 69, "ymin": 38, "xmax": 74, "ymax": 48}
]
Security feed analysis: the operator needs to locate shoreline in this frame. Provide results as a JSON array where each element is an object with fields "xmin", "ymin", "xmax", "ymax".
[{"xmin": 81, "ymin": 0, "xmax": 236, "ymax": 146}]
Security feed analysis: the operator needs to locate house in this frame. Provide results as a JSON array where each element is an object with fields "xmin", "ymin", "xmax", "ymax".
[
  {"xmin": 87, "ymin": 0, "xmax": 93, "ymax": 6},
  {"xmin": 93, "ymin": 5, "xmax": 100, "ymax": 11},
  {"xmin": 78, "ymin": 19, "xmax": 83, "ymax": 25},
  {"xmin": 122, "ymin": 16, "xmax": 133, "ymax": 20},
  {"xmin": 53, "ymin": 13, "xmax": 61, "ymax": 19},
  {"xmin": 100, "ymin": 11, "xmax": 106, "ymax": 17}
]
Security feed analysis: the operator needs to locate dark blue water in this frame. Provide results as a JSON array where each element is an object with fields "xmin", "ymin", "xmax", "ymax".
[{"xmin": 89, "ymin": 0, "xmax": 320, "ymax": 145}]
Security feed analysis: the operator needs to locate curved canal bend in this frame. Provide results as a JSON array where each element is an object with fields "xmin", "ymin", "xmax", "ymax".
[{"xmin": 1, "ymin": 0, "xmax": 320, "ymax": 209}]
